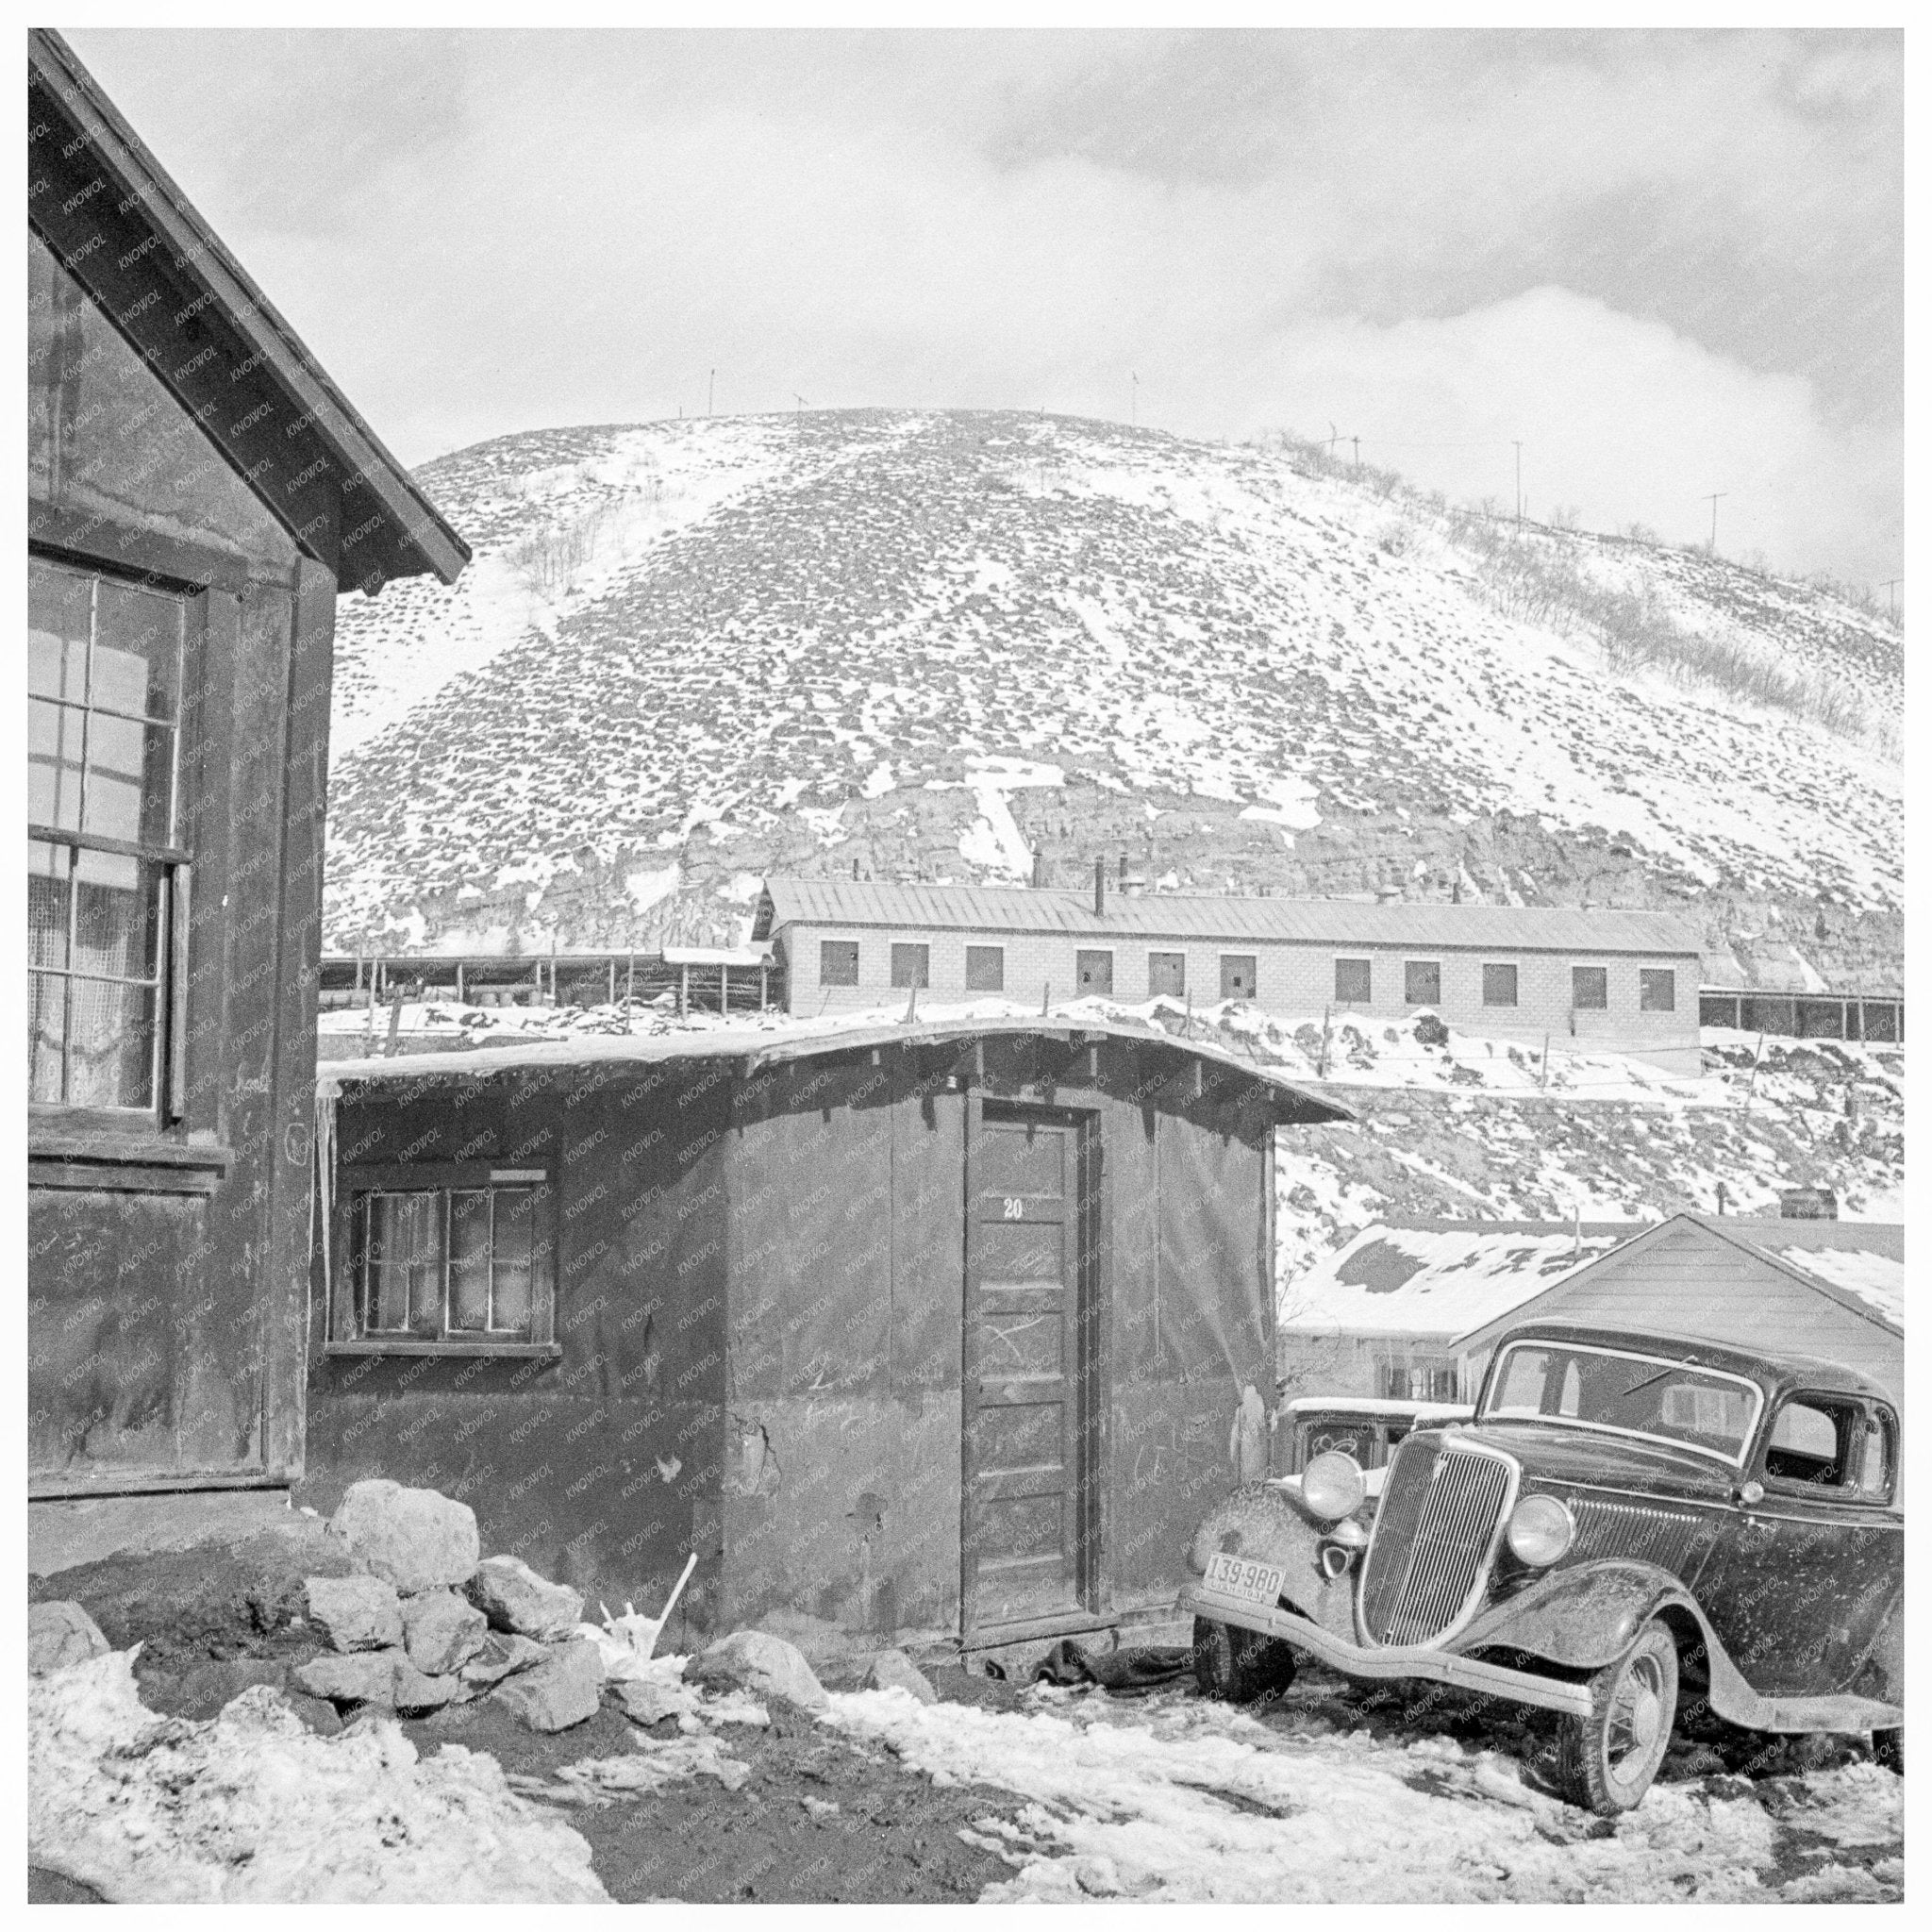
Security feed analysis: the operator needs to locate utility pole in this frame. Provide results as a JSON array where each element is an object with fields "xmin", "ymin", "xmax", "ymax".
[
  {"xmin": 1702, "ymin": 491, "xmax": 1727, "ymax": 555},
  {"xmin": 1131, "ymin": 372, "xmax": 1139, "ymax": 425},
  {"xmin": 708, "ymin": 368, "xmax": 715, "ymax": 415},
  {"xmin": 1513, "ymin": 441, "xmax": 1524, "ymax": 525},
  {"xmin": 1327, "ymin": 421, "xmax": 1340, "ymax": 458},
  {"xmin": 1881, "ymin": 577, "xmax": 1901, "ymax": 619},
  {"xmin": 1351, "ymin": 436, "xmax": 1360, "ymax": 473}
]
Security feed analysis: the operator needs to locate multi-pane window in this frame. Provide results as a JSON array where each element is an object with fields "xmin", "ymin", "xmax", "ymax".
[
  {"xmin": 890, "ymin": 942, "xmax": 929, "ymax": 989},
  {"xmin": 819, "ymin": 939, "xmax": 859, "ymax": 986},
  {"xmin": 1572, "ymin": 965, "xmax": 1609, "ymax": 1010},
  {"xmin": 346, "ymin": 1174, "xmax": 555, "ymax": 1347},
  {"xmin": 1221, "ymin": 954, "xmax": 1257, "ymax": 1001},
  {"xmin": 28, "ymin": 556, "xmax": 187, "ymax": 1112},
  {"xmin": 1334, "ymin": 958, "xmax": 1372, "ymax": 1006},
  {"xmin": 1639, "ymin": 969, "xmax": 1676, "ymax": 1012},
  {"xmin": 1076, "ymin": 949, "xmax": 1114, "ymax": 995},
  {"xmin": 965, "ymin": 944, "xmax": 1005, "ymax": 991},
  {"xmin": 1404, "ymin": 960, "xmax": 1441, "ymax": 1007},
  {"xmin": 1482, "ymin": 963, "xmax": 1519, "ymax": 1008}
]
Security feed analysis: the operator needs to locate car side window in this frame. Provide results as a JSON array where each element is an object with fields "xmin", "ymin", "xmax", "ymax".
[{"xmin": 1763, "ymin": 1395, "xmax": 1860, "ymax": 1491}]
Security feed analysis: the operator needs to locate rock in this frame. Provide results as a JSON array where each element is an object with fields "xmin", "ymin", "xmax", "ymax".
[
  {"xmin": 294, "ymin": 1648, "xmax": 400, "ymax": 1707},
  {"xmin": 863, "ymin": 1649, "xmax": 937, "ymax": 1705},
  {"xmin": 28, "ymin": 1601, "xmax": 109, "ymax": 1676},
  {"xmin": 614, "ymin": 1674, "xmax": 703, "ymax": 1727},
  {"xmin": 402, "ymin": 1589, "xmax": 489, "ymax": 1675},
  {"xmin": 391, "ymin": 1657, "xmax": 461, "ymax": 1715},
  {"xmin": 328, "ymin": 1480, "xmax": 479, "ymax": 1596},
  {"xmin": 460, "ymin": 1631, "xmax": 549, "ymax": 1687},
  {"xmin": 465, "ymin": 1555, "xmax": 585, "ymax": 1642},
  {"xmin": 145, "ymin": 1658, "xmax": 287, "ymax": 1721},
  {"xmin": 306, "ymin": 1574, "xmax": 404, "ymax": 1653},
  {"xmin": 492, "ymin": 1639, "xmax": 602, "ymax": 1733},
  {"xmin": 690, "ymin": 1629, "xmax": 828, "ymax": 1713},
  {"xmin": 284, "ymin": 1690, "xmax": 344, "ymax": 1737}
]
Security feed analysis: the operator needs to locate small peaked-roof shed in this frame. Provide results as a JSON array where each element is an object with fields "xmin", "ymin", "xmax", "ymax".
[
  {"xmin": 1454, "ymin": 1213, "xmax": 1904, "ymax": 1404},
  {"xmin": 304, "ymin": 1018, "xmax": 1350, "ymax": 1653}
]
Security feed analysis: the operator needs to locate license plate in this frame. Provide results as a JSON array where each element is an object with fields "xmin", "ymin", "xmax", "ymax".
[{"xmin": 1202, "ymin": 1552, "xmax": 1286, "ymax": 1608}]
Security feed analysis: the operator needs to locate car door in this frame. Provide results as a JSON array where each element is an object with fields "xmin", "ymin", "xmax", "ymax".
[{"xmin": 1701, "ymin": 1391, "xmax": 1903, "ymax": 1699}]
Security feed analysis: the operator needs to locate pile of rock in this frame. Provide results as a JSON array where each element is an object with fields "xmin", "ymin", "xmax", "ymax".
[{"xmin": 292, "ymin": 1480, "xmax": 599, "ymax": 1733}]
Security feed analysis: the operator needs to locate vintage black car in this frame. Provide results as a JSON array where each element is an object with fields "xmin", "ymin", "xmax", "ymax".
[{"xmin": 1182, "ymin": 1322, "xmax": 1903, "ymax": 1813}]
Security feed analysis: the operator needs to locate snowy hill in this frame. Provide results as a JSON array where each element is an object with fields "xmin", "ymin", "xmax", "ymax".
[{"xmin": 325, "ymin": 410, "xmax": 1902, "ymax": 987}]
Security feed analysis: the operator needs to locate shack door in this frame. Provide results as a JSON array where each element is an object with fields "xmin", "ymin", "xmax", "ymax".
[{"xmin": 962, "ymin": 1105, "xmax": 1092, "ymax": 1635}]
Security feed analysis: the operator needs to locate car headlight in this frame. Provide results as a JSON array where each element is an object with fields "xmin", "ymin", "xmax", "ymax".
[
  {"xmin": 1300, "ymin": 1450, "xmax": 1366, "ymax": 1522},
  {"xmin": 1506, "ymin": 1493, "xmax": 1574, "ymax": 1567}
]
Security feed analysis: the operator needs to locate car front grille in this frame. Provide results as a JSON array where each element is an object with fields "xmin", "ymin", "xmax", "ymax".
[{"xmin": 1359, "ymin": 1438, "xmax": 1514, "ymax": 1646}]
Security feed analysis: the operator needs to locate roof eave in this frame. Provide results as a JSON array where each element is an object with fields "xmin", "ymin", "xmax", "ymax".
[{"xmin": 31, "ymin": 29, "xmax": 470, "ymax": 590}]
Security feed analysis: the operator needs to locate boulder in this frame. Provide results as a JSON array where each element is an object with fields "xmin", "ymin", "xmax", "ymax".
[
  {"xmin": 401, "ymin": 1589, "xmax": 489, "ymax": 1675},
  {"xmin": 294, "ymin": 1648, "xmax": 399, "ymax": 1707},
  {"xmin": 863, "ymin": 1649, "xmax": 937, "ymax": 1705},
  {"xmin": 284, "ymin": 1690, "xmax": 345, "ymax": 1737},
  {"xmin": 689, "ymin": 1630, "xmax": 827, "ymax": 1713},
  {"xmin": 328, "ymin": 1480, "xmax": 479, "ymax": 1596},
  {"xmin": 306, "ymin": 1574, "xmax": 403, "ymax": 1653},
  {"xmin": 460, "ymin": 1632, "xmax": 549, "ymax": 1688},
  {"xmin": 465, "ymin": 1555, "xmax": 584, "ymax": 1642},
  {"xmin": 390, "ymin": 1657, "xmax": 461, "ymax": 1715},
  {"xmin": 492, "ymin": 1639, "xmax": 602, "ymax": 1733},
  {"xmin": 28, "ymin": 1601, "xmax": 110, "ymax": 1676}
]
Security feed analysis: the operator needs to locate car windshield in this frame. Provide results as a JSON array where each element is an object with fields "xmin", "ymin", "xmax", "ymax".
[{"xmin": 1482, "ymin": 1341, "xmax": 1762, "ymax": 1463}]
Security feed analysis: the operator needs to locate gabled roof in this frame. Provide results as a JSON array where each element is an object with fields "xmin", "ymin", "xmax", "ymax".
[
  {"xmin": 756, "ymin": 878, "xmax": 1702, "ymax": 956},
  {"xmin": 316, "ymin": 1012, "xmax": 1355, "ymax": 1125},
  {"xmin": 28, "ymin": 30, "xmax": 469, "ymax": 591},
  {"xmin": 1279, "ymin": 1220, "xmax": 1643, "ymax": 1340},
  {"xmin": 1452, "ymin": 1211, "xmax": 1905, "ymax": 1357}
]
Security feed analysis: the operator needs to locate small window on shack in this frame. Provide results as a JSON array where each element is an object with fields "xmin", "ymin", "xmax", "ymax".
[
  {"xmin": 1482, "ymin": 962, "xmax": 1519, "ymax": 1007},
  {"xmin": 819, "ymin": 939, "xmax": 859, "ymax": 986},
  {"xmin": 336, "ymin": 1165, "xmax": 557, "ymax": 1354},
  {"xmin": 965, "ymin": 944, "xmax": 1004, "ymax": 992},
  {"xmin": 1148, "ymin": 952, "xmax": 1186, "ymax": 998},
  {"xmin": 1076, "ymin": 949, "xmax": 1114, "ymax": 995},
  {"xmin": 890, "ymin": 942, "xmax": 929, "ymax": 989},
  {"xmin": 1639, "ymin": 968, "xmax": 1676, "ymax": 1012},
  {"xmin": 1572, "ymin": 965, "xmax": 1608, "ymax": 1010},
  {"xmin": 1220, "ymin": 954, "xmax": 1257, "ymax": 1002},
  {"xmin": 1404, "ymin": 960, "xmax": 1441, "ymax": 1007},
  {"xmin": 1335, "ymin": 958, "xmax": 1372, "ymax": 1007}
]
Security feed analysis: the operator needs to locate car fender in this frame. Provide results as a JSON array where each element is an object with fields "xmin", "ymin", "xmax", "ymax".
[
  {"xmin": 1187, "ymin": 1481, "xmax": 1357, "ymax": 1640},
  {"xmin": 1457, "ymin": 1558, "xmax": 1701, "ymax": 1672}
]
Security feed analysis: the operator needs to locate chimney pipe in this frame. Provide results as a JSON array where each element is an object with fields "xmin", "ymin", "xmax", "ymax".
[
  {"xmin": 1031, "ymin": 847, "xmax": 1045, "ymax": 890},
  {"xmin": 1093, "ymin": 858, "xmax": 1107, "ymax": 918},
  {"xmin": 1119, "ymin": 851, "xmax": 1129, "ymax": 885}
]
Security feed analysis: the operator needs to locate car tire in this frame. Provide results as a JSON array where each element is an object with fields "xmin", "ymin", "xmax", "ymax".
[
  {"xmin": 1556, "ymin": 1619, "xmax": 1679, "ymax": 1816},
  {"xmin": 1191, "ymin": 1615, "xmax": 1298, "ymax": 1704},
  {"xmin": 1873, "ymin": 1728, "xmax": 1903, "ymax": 1775}
]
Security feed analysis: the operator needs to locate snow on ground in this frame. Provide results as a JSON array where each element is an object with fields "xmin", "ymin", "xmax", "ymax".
[
  {"xmin": 826, "ymin": 1683, "xmax": 1901, "ymax": 1903},
  {"xmin": 29, "ymin": 1651, "xmax": 606, "ymax": 1903}
]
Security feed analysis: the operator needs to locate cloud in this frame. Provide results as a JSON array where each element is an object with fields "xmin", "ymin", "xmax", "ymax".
[{"xmin": 64, "ymin": 27, "xmax": 1900, "ymax": 584}]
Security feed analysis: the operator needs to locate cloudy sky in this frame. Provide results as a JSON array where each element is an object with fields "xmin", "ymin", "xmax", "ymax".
[{"xmin": 70, "ymin": 27, "xmax": 1901, "ymax": 585}]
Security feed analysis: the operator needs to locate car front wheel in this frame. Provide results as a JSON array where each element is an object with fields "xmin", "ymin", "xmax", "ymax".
[
  {"xmin": 1191, "ymin": 1615, "xmax": 1298, "ymax": 1704},
  {"xmin": 1556, "ymin": 1619, "xmax": 1679, "ymax": 1815}
]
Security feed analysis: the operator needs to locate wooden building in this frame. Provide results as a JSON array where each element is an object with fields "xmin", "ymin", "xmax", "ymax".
[
  {"xmin": 1277, "ymin": 1220, "xmax": 1643, "ymax": 1403},
  {"xmin": 27, "ymin": 33, "xmax": 468, "ymax": 1537},
  {"xmin": 302, "ymin": 1019, "xmax": 1349, "ymax": 1652},
  {"xmin": 755, "ymin": 876, "xmax": 1706, "ymax": 1074},
  {"xmin": 1454, "ymin": 1213, "xmax": 1904, "ymax": 1404}
]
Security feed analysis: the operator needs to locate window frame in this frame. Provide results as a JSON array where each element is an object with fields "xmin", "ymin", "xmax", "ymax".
[
  {"xmin": 819, "ymin": 938, "xmax": 860, "ymax": 987},
  {"xmin": 329, "ymin": 1160, "xmax": 560, "ymax": 1358},
  {"xmin": 1757, "ymin": 1390, "xmax": 1890, "ymax": 1502},
  {"xmin": 1220, "ymin": 953, "xmax": 1257, "ymax": 1002},
  {"xmin": 1404, "ymin": 959, "xmax": 1441, "ymax": 1008},
  {"xmin": 1482, "ymin": 961, "xmax": 1520, "ymax": 1008},
  {"xmin": 889, "ymin": 941, "xmax": 930, "ymax": 990},
  {"xmin": 1334, "ymin": 957, "xmax": 1373, "ymax": 1007},
  {"xmin": 1075, "ymin": 948, "xmax": 1115, "ymax": 996},
  {"xmin": 1572, "ymin": 964, "xmax": 1609, "ymax": 1011},
  {"xmin": 28, "ymin": 546, "xmax": 205, "ymax": 1136},
  {"xmin": 1639, "ymin": 966, "xmax": 1677, "ymax": 1013},
  {"xmin": 1147, "ymin": 950, "xmax": 1186, "ymax": 999},
  {"xmin": 964, "ymin": 943, "xmax": 1005, "ymax": 992}
]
